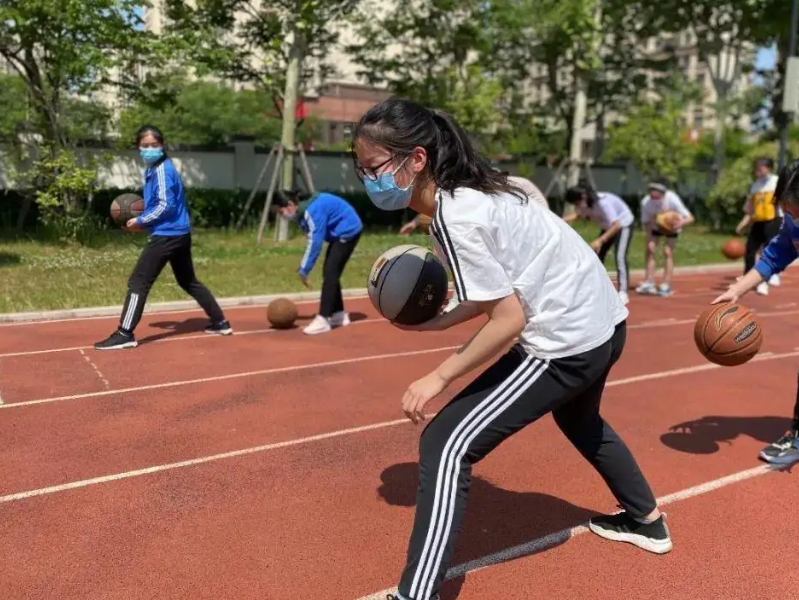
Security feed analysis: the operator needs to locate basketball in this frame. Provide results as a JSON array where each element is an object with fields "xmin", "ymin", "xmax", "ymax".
[
  {"xmin": 721, "ymin": 238, "xmax": 745, "ymax": 260},
  {"xmin": 694, "ymin": 303, "xmax": 762, "ymax": 366},
  {"xmin": 110, "ymin": 193, "xmax": 144, "ymax": 226},
  {"xmin": 418, "ymin": 214, "xmax": 433, "ymax": 233},
  {"xmin": 655, "ymin": 210, "xmax": 682, "ymax": 234},
  {"xmin": 367, "ymin": 245, "xmax": 449, "ymax": 326},
  {"xmin": 267, "ymin": 298, "xmax": 298, "ymax": 329}
]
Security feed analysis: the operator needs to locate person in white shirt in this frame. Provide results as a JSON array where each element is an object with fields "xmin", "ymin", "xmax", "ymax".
[
  {"xmin": 563, "ymin": 184, "xmax": 635, "ymax": 304},
  {"xmin": 352, "ymin": 97, "xmax": 671, "ymax": 600},
  {"xmin": 735, "ymin": 157, "xmax": 782, "ymax": 295},
  {"xmin": 398, "ymin": 173, "xmax": 548, "ymax": 235},
  {"xmin": 636, "ymin": 178, "xmax": 695, "ymax": 297}
]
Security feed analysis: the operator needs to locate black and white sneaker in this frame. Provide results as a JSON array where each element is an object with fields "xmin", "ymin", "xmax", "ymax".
[
  {"xmin": 588, "ymin": 512, "xmax": 673, "ymax": 554},
  {"xmin": 94, "ymin": 329, "xmax": 138, "ymax": 350},
  {"xmin": 204, "ymin": 320, "xmax": 233, "ymax": 336},
  {"xmin": 759, "ymin": 430, "xmax": 799, "ymax": 465}
]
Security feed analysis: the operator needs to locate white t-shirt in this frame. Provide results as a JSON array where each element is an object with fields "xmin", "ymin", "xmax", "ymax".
[
  {"xmin": 429, "ymin": 187, "xmax": 629, "ymax": 359},
  {"xmin": 744, "ymin": 174, "xmax": 782, "ymax": 220},
  {"xmin": 640, "ymin": 190, "xmax": 691, "ymax": 232},
  {"xmin": 507, "ymin": 175, "xmax": 549, "ymax": 209},
  {"xmin": 576, "ymin": 192, "xmax": 634, "ymax": 229}
]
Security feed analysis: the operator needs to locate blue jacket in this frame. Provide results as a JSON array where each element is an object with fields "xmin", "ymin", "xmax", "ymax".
[
  {"xmin": 135, "ymin": 157, "xmax": 191, "ymax": 236},
  {"xmin": 755, "ymin": 215, "xmax": 799, "ymax": 280},
  {"xmin": 297, "ymin": 192, "xmax": 363, "ymax": 277}
]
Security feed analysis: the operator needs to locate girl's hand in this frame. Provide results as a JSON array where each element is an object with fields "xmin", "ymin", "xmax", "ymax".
[
  {"xmin": 711, "ymin": 287, "xmax": 740, "ymax": 304},
  {"xmin": 124, "ymin": 218, "xmax": 143, "ymax": 232},
  {"xmin": 402, "ymin": 370, "xmax": 449, "ymax": 424},
  {"xmin": 590, "ymin": 238, "xmax": 603, "ymax": 253}
]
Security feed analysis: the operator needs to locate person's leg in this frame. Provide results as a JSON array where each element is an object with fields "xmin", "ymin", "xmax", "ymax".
[
  {"xmin": 329, "ymin": 234, "xmax": 359, "ymax": 318},
  {"xmin": 744, "ymin": 223, "xmax": 761, "ymax": 275},
  {"xmin": 613, "ymin": 226, "xmax": 633, "ymax": 301},
  {"xmin": 397, "ymin": 339, "xmax": 618, "ymax": 600},
  {"xmin": 636, "ymin": 232, "xmax": 657, "ymax": 295},
  {"xmin": 659, "ymin": 235, "xmax": 678, "ymax": 296},
  {"xmin": 94, "ymin": 237, "xmax": 169, "ymax": 349},
  {"xmin": 308, "ymin": 235, "xmax": 360, "ymax": 334},
  {"xmin": 552, "ymin": 324, "xmax": 671, "ymax": 554},
  {"xmin": 759, "ymin": 368, "xmax": 799, "ymax": 464},
  {"xmin": 167, "ymin": 234, "xmax": 230, "ymax": 334},
  {"xmin": 596, "ymin": 229, "xmax": 614, "ymax": 265}
]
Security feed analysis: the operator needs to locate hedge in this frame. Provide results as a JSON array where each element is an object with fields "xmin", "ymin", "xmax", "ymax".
[{"xmin": 0, "ymin": 186, "xmax": 732, "ymax": 233}]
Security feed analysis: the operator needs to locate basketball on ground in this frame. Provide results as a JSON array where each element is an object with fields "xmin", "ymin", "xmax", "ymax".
[
  {"xmin": 267, "ymin": 298, "xmax": 298, "ymax": 329},
  {"xmin": 110, "ymin": 193, "xmax": 144, "ymax": 226},
  {"xmin": 655, "ymin": 210, "xmax": 682, "ymax": 234},
  {"xmin": 694, "ymin": 303, "xmax": 762, "ymax": 366},
  {"xmin": 721, "ymin": 238, "xmax": 745, "ymax": 260},
  {"xmin": 367, "ymin": 245, "xmax": 449, "ymax": 326}
]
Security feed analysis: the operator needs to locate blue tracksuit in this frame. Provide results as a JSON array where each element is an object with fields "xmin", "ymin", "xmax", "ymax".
[
  {"xmin": 755, "ymin": 215, "xmax": 799, "ymax": 280},
  {"xmin": 135, "ymin": 157, "xmax": 191, "ymax": 236},
  {"xmin": 297, "ymin": 192, "xmax": 363, "ymax": 277}
]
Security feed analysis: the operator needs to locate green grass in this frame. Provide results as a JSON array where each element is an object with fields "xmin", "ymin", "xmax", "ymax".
[{"xmin": 0, "ymin": 221, "xmax": 735, "ymax": 314}]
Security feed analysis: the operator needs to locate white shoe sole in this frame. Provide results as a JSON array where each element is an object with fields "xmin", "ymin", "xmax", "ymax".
[
  {"xmin": 588, "ymin": 521, "xmax": 673, "ymax": 554},
  {"xmin": 759, "ymin": 449, "xmax": 799, "ymax": 464},
  {"xmin": 95, "ymin": 340, "xmax": 138, "ymax": 350},
  {"xmin": 205, "ymin": 328, "xmax": 233, "ymax": 336}
]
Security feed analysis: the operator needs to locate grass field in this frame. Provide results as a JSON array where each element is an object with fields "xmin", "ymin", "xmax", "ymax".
[{"xmin": 0, "ymin": 221, "xmax": 736, "ymax": 313}]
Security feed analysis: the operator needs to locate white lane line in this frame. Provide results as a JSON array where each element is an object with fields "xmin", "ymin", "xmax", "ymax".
[
  {"xmin": 352, "ymin": 464, "xmax": 783, "ymax": 600},
  {"xmin": 78, "ymin": 349, "xmax": 110, "ymax": 390},
  {"xmin": 0, "ymin": 294, "xmax": 373, "ymax": 327},
  {"xmin": 0, "ymin": 359, "xmax": 786, "ymax": 503},
  {"xmin": 0, "ymin": 317, "xmax": 385, "ymax": 359},
  {"xmin": 0, "ymin": 345, "xmax": 463, "ymax": 410}
]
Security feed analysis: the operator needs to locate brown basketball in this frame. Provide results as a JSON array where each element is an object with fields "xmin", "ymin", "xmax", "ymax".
[
  {"xmin": 721, "ymin": 238, "xmax": 745, "ymax": 260},
  {"xmin": 655, "ymin": 210, "xmax": 682, "ymax": 234},
  {"xmin": 694, "ymin": 303, "xmax": 762, "ymax": 366},
  {"xmin": 267, "ymin": 298, "xmax": 298, "ymax": 329},
  {"xmin": 110, "ymin": 193, "xmax": 144, "ymax": 226},
  {"xmin": 418, "ymin": 214, "xmax": 433, "ymax": 233}
]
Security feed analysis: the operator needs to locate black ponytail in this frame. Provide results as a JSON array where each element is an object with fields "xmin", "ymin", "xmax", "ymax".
[
  {"xmin": 776, "ymin": 159, "xmax": 799, "ymax": 205},
  {"xmin": 565, "ymin": 182, "xmax": 599, "ymax": 208},
  {"xmin": 352, "ymin": 97, "xmax": 526, "ymax": 203}
]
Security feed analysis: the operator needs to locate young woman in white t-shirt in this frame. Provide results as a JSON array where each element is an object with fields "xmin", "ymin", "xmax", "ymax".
[
  {"xmin": 563, "ymin": 184, "xmax": 635, "ymax": 304},
  {"xmin": 352, "ymin": 97, "xmax": 671, "ymax": 600}
]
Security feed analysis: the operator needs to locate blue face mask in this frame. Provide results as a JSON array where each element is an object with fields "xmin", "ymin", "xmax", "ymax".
[
  {"xmin": 140, "ymin": 148, "xmax": 164, "ymax": 166},
  {"xmin": 363, "ymin": 171, "xmax": 415, "ymax": 211}
]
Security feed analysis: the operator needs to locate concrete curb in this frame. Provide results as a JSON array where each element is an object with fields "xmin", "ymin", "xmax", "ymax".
[{"xmin": 0, "ymin": 262, "xmax": 742, "ymax": 325}]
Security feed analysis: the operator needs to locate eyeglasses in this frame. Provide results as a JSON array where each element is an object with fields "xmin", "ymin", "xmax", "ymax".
[{"xmin": 351, "ymin": 152, "xmax": 407, "ymax": 182}]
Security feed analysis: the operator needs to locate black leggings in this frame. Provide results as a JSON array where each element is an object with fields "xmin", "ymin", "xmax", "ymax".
[
  {"xmin": 597, "ymin": 226, "xmax": 633, "ymax": 292},
  {"xmin": 398, "ymin": 322, "xmax": 657, "ymax": 600},
  {"xmin": 745, "ymin": 219, "xmax": 781, "ymax": 274},
  {"xmin": 319, "ymin": 234, "xmax": 360, "ymax": 317},
  {"xmin": 119, "ymin": 234, "xmax": 225, "ymax": 334}
]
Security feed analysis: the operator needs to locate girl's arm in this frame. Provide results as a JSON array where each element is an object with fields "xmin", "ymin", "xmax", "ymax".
[
  {"xmin": 594, "ymin": 220, "xmax": 621, "ymax": 245},
  {"xmin": 562, "ymin": 211, "xmax": 579, "ymax": 223}
]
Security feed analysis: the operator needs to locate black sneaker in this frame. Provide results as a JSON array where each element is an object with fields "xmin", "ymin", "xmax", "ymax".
[
  {"xmin": 204, "ymin": 320, "xmax": 233, "ymax": 336},
  {"xmin": 588, "ymin": 512, "xmax": 672, "ymax": 554},
  {"xmin": 94, "ymin": 329, "xmax": 138, "ymax": 350},
  {"xmin": 759, "ymin": 430, "xmax": 799, "ymax": 465},
  {"xmin": 386, "ymin": 595, "xmax": 438, "ymax": 600}
]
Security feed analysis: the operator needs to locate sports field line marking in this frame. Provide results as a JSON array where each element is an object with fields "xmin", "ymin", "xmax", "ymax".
[
  {"xmin": 0, "ymin": 317, "xmax": 385, "ymax": 359},
  {"xmin": 351, "ymin": 464, "xmax": 783, "ymax": 600},
  {"xmin": 0, "ymin": 356, "xmax": 788, "ymax": 502},
  {"xmin": 0, "ymin": 345, "xmax": 463, "ymax": 410},
  {"xmin": 77, "ymin": 349, "xmax": 110, "ymax": 390}
]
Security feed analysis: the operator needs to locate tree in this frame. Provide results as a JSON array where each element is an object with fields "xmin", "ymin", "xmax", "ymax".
[
  {"xmin": 605, "ymin": 76, "xmax": 704, "ymax": 182},
  {"xmin": 163, "ymin": 0, "xmax": 361, "ymax": 239}
]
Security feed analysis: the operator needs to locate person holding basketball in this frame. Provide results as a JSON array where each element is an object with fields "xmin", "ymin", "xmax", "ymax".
[
  {"xmin": 94, "ymin": 125, "xmax": 231, "ymax": 350},
  {"xmin": 714, "ymin": 158, "xmax": 799, "ymax": 465},
  {"xmin": 352, "ymin": 97, "xmax": 671, "ymax": 600},
  {"xmin": 735, "ymin": 157, "xmax": 782, "ymax": 296},
  {"xmin": 271, "ymin": 189, "xmax": 363, "ymax": 335},
  {"xmin": 563, "ymin": 183, "xmax": 635, "ymax": 304},
  {"xmin": 636, "ymin": 178, "xmax": 694, "ymax": 297}
]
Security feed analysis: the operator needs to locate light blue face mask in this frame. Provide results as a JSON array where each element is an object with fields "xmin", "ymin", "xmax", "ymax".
[
  {"xmin": 140, "ymin": 148, "xmax": 164, "ymax": 166},
  {"xmin": 362, "ymin": 158, "xmax": 416, "ymax": 211}
]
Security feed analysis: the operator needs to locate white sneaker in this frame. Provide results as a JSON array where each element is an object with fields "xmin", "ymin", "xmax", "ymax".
[
  {"xmin": 769, "ymin": 274, "xmax": 781, "ymax": 287},
  {"xmin": 619, "ymin": 291, "xmax": 629, "ymax": 305},
  {"xmin": 635, "ymin": 281, "xmax": 657, "ymax": 295},
  {"xmin": 756, "ymin": 282, "xmax": 769, "ymax": 296},
  {"xmin": 303, "ymin": 315, "xmax": 332, "ymax": 335},
  {"xmin": 329, "ymin": 311, "xmax": 351, "ymax": 328},
  {"xmin": 442, "ymin": 297, "xmax": 460, "ymax": 313}
]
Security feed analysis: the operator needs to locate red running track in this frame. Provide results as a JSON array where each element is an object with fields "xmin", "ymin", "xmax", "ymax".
[{"xmin": 1, "ymin": 268, "xmax": 798, "ymax": 600}]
